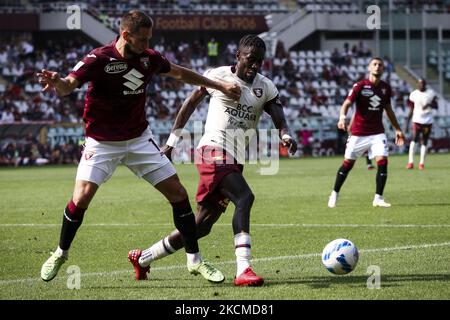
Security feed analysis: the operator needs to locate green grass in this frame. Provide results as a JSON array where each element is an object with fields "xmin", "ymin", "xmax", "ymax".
[{"xmin": 0, "ymin": 154, "xmax": 449, "ymax": 300}]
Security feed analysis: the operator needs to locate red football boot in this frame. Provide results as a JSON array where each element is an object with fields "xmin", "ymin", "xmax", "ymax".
[
  {"xmin": 419, "ymin": 164, "xmax": 425, "ymax": 170},
  {"xmin": 128, "ymin": 249, "xmax": 150, "ymax": 280},
  {"xmin": 406, "ymin": 163, "xmax": 414, "ymax": 169},
  {"xmin": 234, "ymin": 267, "xmax": 264, "ymax": 287}
]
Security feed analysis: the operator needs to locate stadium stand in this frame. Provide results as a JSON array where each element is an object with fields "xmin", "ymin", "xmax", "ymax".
[
  {"xmin": 296, "ymin": 0, "xmax": 450, "ymax": 13},
  {"xmin": 1, "ymin": 1, "xmax": 450, "ymax": 165},
  {"xmin": 3, "ymin": 0, "xmax": 290, "ymax": 15}
]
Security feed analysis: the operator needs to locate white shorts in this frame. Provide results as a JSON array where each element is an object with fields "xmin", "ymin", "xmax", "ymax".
[
  {"xmin": 76, "ymin": 127, "xmax": 176, "ymax": 186},
  {"xmin": 344, "ymin": 133, "xmax": 389, "ymax": 160}
]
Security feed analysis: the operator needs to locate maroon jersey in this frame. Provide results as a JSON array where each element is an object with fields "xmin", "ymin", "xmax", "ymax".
[
  {"xmin": 69, "ymin": 38, "xmax": 171, "ymax": 141},
  {"xmin": 347, "ymin": 79, "xmax": 392, "ymax": 136}
]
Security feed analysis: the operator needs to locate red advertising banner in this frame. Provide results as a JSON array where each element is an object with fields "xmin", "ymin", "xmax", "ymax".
[
  {"xmin": 0, "ymin": 13, "xmax": 39, "ymax": 30},
  {"xmin": 153, "ymin": 15, "xmax": 267, "ymax": 31}
]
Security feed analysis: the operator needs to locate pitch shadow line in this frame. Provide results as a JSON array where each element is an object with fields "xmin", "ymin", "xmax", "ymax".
[{"xmin": 1, "ymin": 241, "xmax": 449, "ymax": 286}]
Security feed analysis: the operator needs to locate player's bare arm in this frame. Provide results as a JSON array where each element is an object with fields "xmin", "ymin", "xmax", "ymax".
[
  {"xmin": 264, "ymin": 99, "xmax": 298, "ymax": 155},
  {"xmin": 165, "ymin": 62, "xmax": 241, "ymax": 101},
  {"xmin": 430, "ymin": 96, "xmax": 438, "ymax": 109},
  {"xmin": 384, "ymin": 103, "xmax": 405, "ymax": 146},
  {"xmin": 163, "ymin": 87, "xmax": 208, "ymax": 160},
  {"xmin": 37, "ymin": 70, "xmax": 79, "ymax": 97},
  {"xmin": 337, "ymin": 99, "xmax": 353, "ymax": 131}
]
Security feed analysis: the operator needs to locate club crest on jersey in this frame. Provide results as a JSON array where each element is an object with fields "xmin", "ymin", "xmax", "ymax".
[
  {"xmin": 84, "ymin": 150, "xmax": 94, "ymax": 160},
  {"xmin": 140, "ymin": 57, "xmax": 150, "ymax": 69},
  {"xmin": 104, "ymin": 61, "xmax": 127, "ymax": 74},
  {"xmin": 381, "ymin": 88, "xmax": 387, "ymax": 95},
  {"xmin": 361, "ymin": 88, "xmax": 374, "ymax": 97},
  {"xmin": 253, "ymin": 88, "xmax": 263, "ymax": 98}
]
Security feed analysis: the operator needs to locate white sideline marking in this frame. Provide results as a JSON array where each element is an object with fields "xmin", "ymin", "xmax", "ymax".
[
  {"xmin": 1, "ymin": 241, "xmax": 449, "ymax": 286},
  {"xmin": 1, "ymin": 223, "xmax": 450, "ymax": 228}
]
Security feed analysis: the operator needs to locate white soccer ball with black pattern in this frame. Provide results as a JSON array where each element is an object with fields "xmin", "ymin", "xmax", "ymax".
[{"xmin": 321, "ymin": 239, "xmax": 359, "ymax": 275}]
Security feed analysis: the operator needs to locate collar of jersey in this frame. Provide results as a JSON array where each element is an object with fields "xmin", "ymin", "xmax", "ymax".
[{"xmin": 230, "ymin": 68, "xmax": 254, "ymax": 87}]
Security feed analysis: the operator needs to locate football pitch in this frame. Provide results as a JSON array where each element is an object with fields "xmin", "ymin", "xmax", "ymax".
[{"xmin": 0, "ymin": 154, "xmax": 449, "ymax": 300}]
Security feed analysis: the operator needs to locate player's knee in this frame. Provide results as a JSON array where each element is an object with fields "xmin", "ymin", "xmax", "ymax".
[
  {"xmin": 376, "ymin": 158, "xmax": 387, "ymax": 166},
  {"xmin": 237, "ymin": 190, "xmax": 254, "ymax": 211},
  {"xmin": 196, "ymin": 220, "xmax": 213, "ymax": 238},
  {"xmin": 339, "ymin": 159, "xmax": 354, "ymax": 175},
  {"xmin": 168, "ymin": 184, "xmax": 189, "ymax": 203},
  {"xmin": 72, "ymin": 181, "xmax": 97, "ymax": 208},
  {"xmin": 376, "ymin": 158, "xmax": 388, "ymax": 173},
  {"xmin": 72, "ymin": 191, "xmax": 91, "ymax": 209}
]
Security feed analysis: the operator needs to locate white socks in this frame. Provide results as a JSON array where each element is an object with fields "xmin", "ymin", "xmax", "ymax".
[
  {"xmin": 420, "ymin": 144, "xmax": 427, "ymax": 165},
  {"xmin": 409, "ymin": 141, "xmax": 427, "ymax": 165},
  {"xmin": 234, "ymin": 232, "xmax": 252, "ymax": 276},
  {"xmin": 408, "ymin": 141, "xmax": 416, "ymax": 164},
  {"xmin": 186, "ymin": 252, "xmax": 202, "ymax": 266},
  {"xmin": 139, "ymin": 237, "xmax": 175, "ymax": 267},
  {"xmin": 374, "ymin": 194, "xmax": 383, "ymax": 201},
  {"xmin": 55, "ymin": 246, "xmax": 68, "ymax": 257}
]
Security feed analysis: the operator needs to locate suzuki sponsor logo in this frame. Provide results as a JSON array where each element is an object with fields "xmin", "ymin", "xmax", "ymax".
[
  {"xmin": 369, "ymin": 95, "xmax": 381, "ymax": 109},
  {"xmin": 104, "ymin": 61, "xmax": 128, "ymax": 74},
  {"xmin": 123, "ymin": 68, "xmax": 144, "ymax": 94}
]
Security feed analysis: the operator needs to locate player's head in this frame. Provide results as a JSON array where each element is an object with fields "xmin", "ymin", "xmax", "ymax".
[
  {"xmin": 120, "ymin": 10, "xmax": 153, "ymax": 56},
  {"xmin": 367, "ymin": 57, "xmax": 384, "ymax": 78},
  {"xmin": 235, "ymin": 35, "xmax": 266, "ymax": 83},
  {"xmin": 418, "ymin": 78, "xmax": 427, "ymax": 91}
]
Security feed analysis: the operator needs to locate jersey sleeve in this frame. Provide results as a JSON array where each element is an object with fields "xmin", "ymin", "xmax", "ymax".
[
  {"xmin": 68, "ymin": 51, "xmax": 100, "ymax": 86},
  {"xmin": 202, "ymin": 68, "xmax": 217, "ymax": 95},
  {"xmin": 408, "ymin": 91, "xmax": 415, "ymax": 103},
  {"xmin": 346, "ymin": 82, "xmax": 362, "ymax": 103},
  {"xmin": 265, "ymin": 79, "xmax": 279, "ymax": 102}
]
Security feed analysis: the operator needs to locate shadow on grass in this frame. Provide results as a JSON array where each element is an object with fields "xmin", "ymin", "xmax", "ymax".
[
  {"xmin": 393, "ymin": 202, "xmax": 450, "ymax": 207},
  {"xmin": 86, "ymin": 273, "xmax": 450, "ymax": 291},
  {"xmin": 264, "ymin": 273, "xmax": 450, "ymax": 289}
]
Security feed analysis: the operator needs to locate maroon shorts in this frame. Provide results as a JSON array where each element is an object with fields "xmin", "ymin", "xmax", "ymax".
[
  {"xmin": 412, "ymin": 123, "xmax": 432, "ymax": 142},
  {"xmin": 195, "ymin": 146, "xmax": 243, "ymax": 213},
  {"xmin": 413, "ymin": 122, "xmax": 432, "ymax": 133}
]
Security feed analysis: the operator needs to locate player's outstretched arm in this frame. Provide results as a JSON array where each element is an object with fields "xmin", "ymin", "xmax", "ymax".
[
  {"xmin": 337, "ymin": 99, "xmax": 353, "ymax": 131},
  {"xmin": 384, "ymin": 103, "xmax": 405, "ymax": 146},
  {"xmin": 264, "ymin": 99, "xmax": 298, "ymax": 155},
  {"xmin": 36, "ymin": 70, "xmax": 79, "ymax": 97},
  {"xmin": 163, "ymin": 87, "xmax": 208, "ymax": 160},
  {"xmin": 164, "ymin": 63, "xmax": 240, "ymax": 101},
  {"xmin": 431, "ymin": 97, "xmax": 439, "ymax": 109}
]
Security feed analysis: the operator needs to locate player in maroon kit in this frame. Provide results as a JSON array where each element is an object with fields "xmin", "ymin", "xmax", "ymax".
[
  {"xmin": 328, "ymin": 57, "xmax": 405, "ymax": 208},
  {"xmin": 38, "ymin": 10, "xmax": 240, "ymax": 283}
]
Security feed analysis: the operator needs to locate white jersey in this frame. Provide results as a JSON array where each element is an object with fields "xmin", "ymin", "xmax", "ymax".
[
  {"xmin": 198, "ymin": 66, "xmax": 279, "ymax": 162},
  {"xmin": 409, "ymin": 88, "xmax": 436, "ymax": 124}
]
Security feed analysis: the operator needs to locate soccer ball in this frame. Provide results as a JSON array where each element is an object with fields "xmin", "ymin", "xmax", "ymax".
[{"xmin": 321, "ymin": 239, "xmax": 359, "ymax": 275}]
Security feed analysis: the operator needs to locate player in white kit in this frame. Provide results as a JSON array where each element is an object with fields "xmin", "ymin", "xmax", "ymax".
[
  {"xmin": 405, "ymin": 79, "xmax": 438, "ymax": 170},
  {"xmin": 128, "ymin": 35, "xmax": 297, "ymax": 286}
]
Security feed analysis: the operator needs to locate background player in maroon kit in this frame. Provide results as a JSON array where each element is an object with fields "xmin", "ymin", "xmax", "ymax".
[
  {"xmin": 328, "ymin": 57, "xmax": 405, "ymax": 208},
  {"xmin": 38, "ymin": 10, "xmax": 240, "ymax": 283}
]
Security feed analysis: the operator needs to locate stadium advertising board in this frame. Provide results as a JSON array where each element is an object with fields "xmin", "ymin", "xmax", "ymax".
[{"xmin": 104, "ymin": 15, "xmax": 267, "ymax": 31}]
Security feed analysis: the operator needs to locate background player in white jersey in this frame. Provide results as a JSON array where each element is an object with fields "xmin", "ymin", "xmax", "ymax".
[
  {"xmin": 405, "ymin": 78, "xmax": 438, "ymax": 170},
  {"xmin": 128, "ymin": 35, "xmax": 297, "ymax": 286}
]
